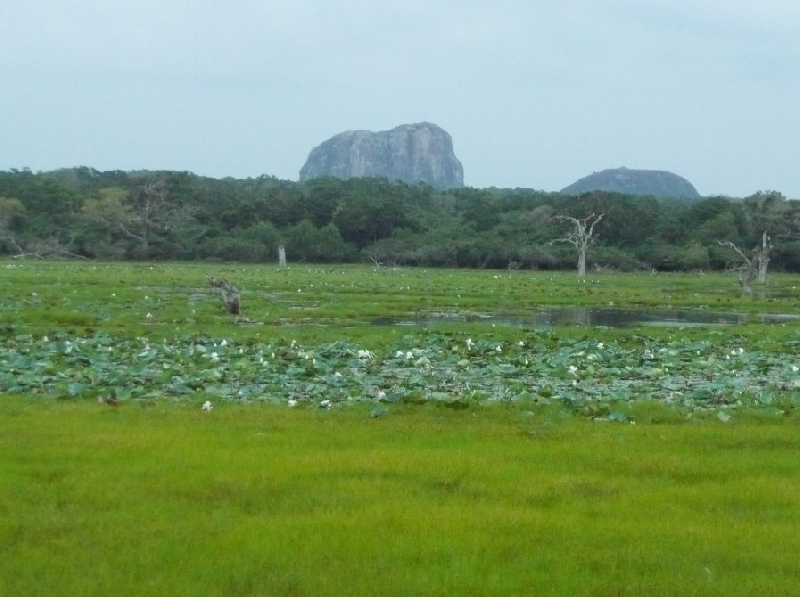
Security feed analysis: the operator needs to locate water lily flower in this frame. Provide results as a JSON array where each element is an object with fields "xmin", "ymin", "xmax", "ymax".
[{"xmin": 201, "ymin": 400, "xmax": 213, "ymax": 412}]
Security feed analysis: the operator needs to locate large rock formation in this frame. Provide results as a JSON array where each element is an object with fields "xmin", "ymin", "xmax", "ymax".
[
  {"xmin": 561, "ymin": 167, "xmax": 700, "ymax": 199},
  {"xmin": 299, "ymin": 122, "xmax": 464, "ymax": 188}
]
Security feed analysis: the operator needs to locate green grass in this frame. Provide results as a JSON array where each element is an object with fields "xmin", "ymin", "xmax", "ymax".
[
  {"xmin": 3, "ymin": 262, "xmax": 800, "ymax": 345},
  {"xmin": 4, "ymin": 261, "xmax": 800, "ymax": 594},
  {"xmin": 3, "ymin": 398, "xmax": 800, "ymax": 595}
]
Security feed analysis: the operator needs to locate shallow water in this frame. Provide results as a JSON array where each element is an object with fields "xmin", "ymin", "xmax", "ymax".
[{"xmin": 373, "ymin": 307, "xmax": 800, "ymax": 328}]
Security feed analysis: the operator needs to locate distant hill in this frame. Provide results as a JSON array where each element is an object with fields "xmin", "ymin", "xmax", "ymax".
[
  {"xmin": 561, "ymin": 167, "xmax": 700, "ymax": 199},
  {"xmin": 299, "ymin": 122, "xmax": 464, "ymax": 189}
]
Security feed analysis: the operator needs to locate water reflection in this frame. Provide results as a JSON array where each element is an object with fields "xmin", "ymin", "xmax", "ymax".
[{"xmin": 372, "ymin": 308, "xmax": 800, "ymax": 328}]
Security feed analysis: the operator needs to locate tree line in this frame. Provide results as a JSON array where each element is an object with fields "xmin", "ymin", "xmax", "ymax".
[{"xmin": 1, "ymin": 166, "xmax": 798, "ymax": 272}]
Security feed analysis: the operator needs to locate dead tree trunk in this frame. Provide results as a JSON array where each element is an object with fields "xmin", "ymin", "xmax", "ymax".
[
  {"xmin": 278, "ymin": 244, "xmax": 287, "ymax": 267},
  {"xmin": 207, "ymin": 276, "xmax": 240, "ymax": 315},
  {"xmin": 548, "ymin": 213, "xmax": 604, "ymax": 277},
  {"xmin": 716, "ymin": 241, "xmax": 759, "ymax": 297},
  {"xmin": 756, "ymin": 231, "xmax": 770, "ymax": 284}
]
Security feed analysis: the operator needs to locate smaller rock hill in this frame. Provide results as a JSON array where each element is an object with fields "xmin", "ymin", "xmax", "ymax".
[{"xmin": 561, "ymin": 167, "xmax": 700, "ymax": 199}]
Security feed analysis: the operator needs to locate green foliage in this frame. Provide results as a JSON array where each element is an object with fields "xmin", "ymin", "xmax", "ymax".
[{"xmin": 1, "ymin": 168, "xmax": 799, "ymax": 271}]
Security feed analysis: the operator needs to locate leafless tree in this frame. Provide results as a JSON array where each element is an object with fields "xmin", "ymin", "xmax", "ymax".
[
  {"xmin": 10, "ymin": 235, "xmax": 87, "ymax": 260},
  {"xmin": 82, "ymin": 178, "xmax": 188, "ymax": 256},
  {"xmin": 757, "ymin": 231, "xmax": 770, "ymax": 284},
  {"xmin": 548, "ymin": 213, "xmax": 604, "ymax": 277},
  {"xmin": 716, "ymin": 240, "xmax": 760, "ymax": 297},
  {"xmin": 278, "ymin": 244, "xmax": 287, "ymax": 267}
]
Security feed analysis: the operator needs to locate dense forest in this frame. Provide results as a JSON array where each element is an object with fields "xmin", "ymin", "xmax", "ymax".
[{"xmin": 1, "ymin": 167, "xmax": 798, "ymax": 272}]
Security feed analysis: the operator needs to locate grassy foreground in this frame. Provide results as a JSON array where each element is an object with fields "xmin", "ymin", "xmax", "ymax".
[
  {"xmin": 3, "ymin": 261, "xmax": 800, "ymax": 595},
  {"xmin": 3, "ymin": 397, "xmax": 800, "ymax": 596}
]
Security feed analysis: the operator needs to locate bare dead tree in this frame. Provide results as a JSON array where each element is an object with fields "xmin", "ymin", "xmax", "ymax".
[
  {"xmin": 82, "ymin": 178, "xmax": 189, "ymax": 256},
  {"xmin": 548, "ymin": 213, "xmax": 604, "ymax": 277},
  {"xmin": 6, "ymin": 234, "xmax": 88, "ymax": 260},
  {"xmin": 716, "ymin": 240, "xmax": 760, "ymax": 297},
  {"xmin": 207, "ymin": 276, "xmax": 241, "ymax": 315},
  {"xmin": 278, "ymin": 244, "xmax": 287, "ymax": 267},
  {"xmin": 757, "ymin": 231, "xmax": 770, "ymax": 284}
]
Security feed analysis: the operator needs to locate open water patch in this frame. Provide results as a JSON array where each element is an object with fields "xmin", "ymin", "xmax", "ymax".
[{"xmin": 372, "ymin": 307, "xmax": 800, "ymax": 328}]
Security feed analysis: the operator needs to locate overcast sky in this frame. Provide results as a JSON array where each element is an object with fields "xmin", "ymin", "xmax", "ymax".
[{"xmin": 2, "ymin": 1, "xmax": 798, "ymax": 197}]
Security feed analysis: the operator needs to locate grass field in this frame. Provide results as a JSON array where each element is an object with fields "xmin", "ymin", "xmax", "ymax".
[{"xmin": 3, "ymin": 261, "xmax": 800, "ymax": 595}]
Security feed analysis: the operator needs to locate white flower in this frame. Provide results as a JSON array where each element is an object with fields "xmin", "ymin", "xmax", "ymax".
[
  {"xmin": 597, "ymin": 342, "xmax": 604, "ymax": 349},
  {"xmin": 210, "ymin": 351, "xmax": 219, "ymax": 361},
  {"xmin": 334, "ymin": 371, "xmax": 343, "ymax": 377},
  {"xmin": 466, "ymin": 338, "xmax": 473, "ymax": 349},
  {"xmin": 793, "ymin": 366, "xmax": 799, "ymax": 373},
  {"xmin": 220, "ymin": 339, "xmax": 227, "ymax": 346},
  {"xmin": 320, "ymin": 399, "xmax": 332, "ymax": 408},
  {"xmin": 201, "ymin": 400, "xmax": 213, "ymax": 412},
  {"xmin": 377, "ymin": 390, "xmax": 386, "ymax": 400},
  {"xmin": 518, "ymin": 341, "xmax": 524, "ymax": 347},
  {"xmin": 288, "ymin": 399, "xmax": 298, "ymax": 407},
  {"xmin": 43, "ymin": 335, "xmax": 49, "ymax": 343},
  {"xmin": 568, "ymin": 365, "xmax": 578, "ymax": 375},
  {"xmin": 406, "ymin": 351, "xmax": 413, "ymax": 360},
  {"xmin": 496, "ymin": 345, "xmax": 502, "ymax": 352},
  {"xmin": 357, "ymin": 349, "xmax": 373, "ymax": 359},
  {"xmin": 146, "ymin": 312, "xmax": 153, "ymax": 319}
]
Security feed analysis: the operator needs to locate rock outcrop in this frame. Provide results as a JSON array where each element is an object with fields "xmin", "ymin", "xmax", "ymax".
[
  {"xmin": 299, "ymin": 122, "xmax": 464, "ymax": 188},
  {"xmin": 561, "ymin": 167, "xmax": 700, "ymax": 199}
]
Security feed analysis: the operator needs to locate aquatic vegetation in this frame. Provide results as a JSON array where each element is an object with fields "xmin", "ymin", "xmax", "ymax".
[{"xmin": 3, "ymin": 329, "xmax": 800, "ymax": 419}]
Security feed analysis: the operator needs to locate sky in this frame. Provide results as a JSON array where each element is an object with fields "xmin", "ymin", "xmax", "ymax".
[{"xmin": 2, "ymin": 1, "xmax": 799, "ymax": 198}]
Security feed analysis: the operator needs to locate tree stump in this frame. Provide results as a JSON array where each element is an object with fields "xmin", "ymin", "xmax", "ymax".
[{"xmin": 207, "ymin": 276, "xmax": 240, "ymax": 315}]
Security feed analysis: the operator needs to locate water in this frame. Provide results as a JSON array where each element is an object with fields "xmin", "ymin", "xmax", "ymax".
[{"xmin": 372, "ymin": 308, "xmax": 800, "ymax": 328}]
